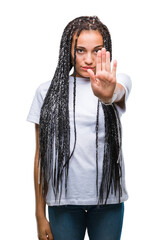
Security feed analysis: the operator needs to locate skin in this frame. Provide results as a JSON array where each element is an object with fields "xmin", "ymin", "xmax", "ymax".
[
  {"xmin": 71, "ymin": 29, "xmax": 125, "ymax": 104},
  {"xmin": 34, "ymin": 124, "xmax": 53, "ymax": 240},
  {"xmin": 34, "ymin": 29, "xmax": 125, "ymax": 240}
]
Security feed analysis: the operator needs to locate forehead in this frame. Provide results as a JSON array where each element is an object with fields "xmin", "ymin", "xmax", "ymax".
[{"xmin": 72, "ymin": 30, "xmax": 103, "ymax": 46}]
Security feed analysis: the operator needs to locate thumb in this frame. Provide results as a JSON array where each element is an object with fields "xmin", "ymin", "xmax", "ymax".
[
  {"xmin": 46, "ymin": 229, "xmax": 54, "ymax": 240},
  {"xmin": 87, "ymin": 69, "xmax": 95, "ymax": 81},
  {"xmin": 46, "ymin": 225, "xmax": 54, "ymax": 240}
]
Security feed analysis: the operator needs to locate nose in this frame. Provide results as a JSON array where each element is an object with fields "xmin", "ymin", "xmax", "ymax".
[{"xmin": 85, "ymin": 52, "xmax": 93, "ymax": 65}]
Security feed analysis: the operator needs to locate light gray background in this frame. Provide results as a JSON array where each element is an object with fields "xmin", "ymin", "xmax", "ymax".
[{"xmin": 0, "ymin": 0, "xmax": 157, "ymax": 239}]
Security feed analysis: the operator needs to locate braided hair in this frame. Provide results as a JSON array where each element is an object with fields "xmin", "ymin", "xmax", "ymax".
[{"xmin": 39, "ymin": 16, "xmax": 122, "ymax": 206}]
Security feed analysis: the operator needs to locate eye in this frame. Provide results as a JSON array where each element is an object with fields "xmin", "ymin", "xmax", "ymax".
[
  {"xmin": 94, "ymin": 49, "xmax": 102, "ymax": 54},
  {"xmin": 76, "ymin": 49, "xmax": 84, "ymax": 54}
]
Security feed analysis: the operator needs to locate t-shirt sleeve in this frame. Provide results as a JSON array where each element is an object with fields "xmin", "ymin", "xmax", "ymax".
[
  {"xmin": 26, "ymin": 85, "xmax": 44, "ymax": 124},
  {"xmin": 115, "ymin": 73, "xmax": 132, "ymax": 114}
]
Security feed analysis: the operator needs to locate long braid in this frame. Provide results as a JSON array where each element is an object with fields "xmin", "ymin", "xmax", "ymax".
[
  {"xmin": 97, "ymin": 103, "xmax": 122, "ymax": 206},
  {"xmin": 95, "ymin": 100, "xmax": 100, "ymax": 197},
  {"xmin": 39, "ymin": 16, "xmax": 122, "ymax": 205},
  {"xmin": 59, "ymin": 28, "xmax": 84, "ymax": 200}
]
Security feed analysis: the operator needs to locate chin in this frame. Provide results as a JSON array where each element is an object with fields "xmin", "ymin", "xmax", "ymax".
[{"xmin": 76, "ymin": 71, "xmax": 90, "ymax": 78}]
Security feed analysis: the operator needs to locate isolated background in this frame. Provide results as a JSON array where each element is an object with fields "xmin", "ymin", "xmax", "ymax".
[{"xmin": 0, "ymin": 0, "xmax": 158, "ymax": 239}]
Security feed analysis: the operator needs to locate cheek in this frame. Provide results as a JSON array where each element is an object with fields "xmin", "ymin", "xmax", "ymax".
[
  {"xmin": 71, "ymin": 53, "xmax": 81, "ymax": 66},
  {"xmin": 75, "ymin": 54, "xmax": 83, "ymax": 65},
  {"xmin": 90, "ymin": 54, "xmax": 97, "ymax": 67},
  {"xmin": 93, "ymin": 54, "xmax": 97, "ymax": 62}
]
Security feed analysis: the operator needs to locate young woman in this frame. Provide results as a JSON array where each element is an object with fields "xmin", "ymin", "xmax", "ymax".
[{"xmin": 27, "ymin": 16, "xmax": 132, "ymax": 240}]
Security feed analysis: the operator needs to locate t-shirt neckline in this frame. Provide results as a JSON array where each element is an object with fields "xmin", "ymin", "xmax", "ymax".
[{"xmin": 69, "ymin": 75, "xmax": 90, "ymax": 83}]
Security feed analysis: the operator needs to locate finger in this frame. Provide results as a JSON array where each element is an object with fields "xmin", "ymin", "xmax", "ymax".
[
  {"xmin": 87, "ymin": 68, "xmax": 95, "ymax": 81},
  {"xmin": 101, "ymin": 48, "xmax": 106, "ymax": 71},
  {"xmin": 112, "ymin": 60, "xmax": 117, "ymax": 78},
  {"xmin": 87, "ymin": 69, "xmax": 99, "ymax": 86},
  {"xmin": 47, "ymin": 232, "xmax": 54, "ymax": 240},
  {"xmin": 46, "ymin": 226, "xmax": 54, "ymax": 240},
  {"xmin": 96, "ymin": 50, "xmax": 101, "ymax": 73},
  {"xmin": 39, "ymin": 235, "xmax": 48, "ymax": 240},
  {"xmin": 105, "ymin": 51, "xmax": 111, "ymax": 73}
]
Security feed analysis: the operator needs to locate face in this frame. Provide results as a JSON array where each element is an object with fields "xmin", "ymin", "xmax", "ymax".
[{"xmin": 71, "ymin": 30, "xmax": 104, "ymax": 78}]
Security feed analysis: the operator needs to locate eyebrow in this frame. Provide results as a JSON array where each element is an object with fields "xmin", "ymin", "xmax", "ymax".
[{"xmin": 76, "ymin": 45, "xmax": 103, "ymax": 49}]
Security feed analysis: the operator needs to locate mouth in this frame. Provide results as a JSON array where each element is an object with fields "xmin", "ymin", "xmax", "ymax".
[{"xmin": 81, "ymin": 67, "xmax": 95, "ymax": 71}]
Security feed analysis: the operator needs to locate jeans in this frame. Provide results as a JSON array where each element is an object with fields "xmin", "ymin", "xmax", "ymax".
[{"xmin": 48, "ymin": 202, "xmax": 124, "ymax": 240}]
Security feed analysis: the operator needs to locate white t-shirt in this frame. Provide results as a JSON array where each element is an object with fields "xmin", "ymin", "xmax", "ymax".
[{"xmin": 27, "ymin": 73, "xmax": 132, "ymax": 206}]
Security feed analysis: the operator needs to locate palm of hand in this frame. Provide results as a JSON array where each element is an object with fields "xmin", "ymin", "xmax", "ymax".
[{"xmin": 87, "ymin": 48, "xmax": 117, "ymax": 102}]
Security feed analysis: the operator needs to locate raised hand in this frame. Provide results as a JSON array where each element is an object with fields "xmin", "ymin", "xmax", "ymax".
[{"xmin": 87, "ymin": 48, "xmax": 117, "ymax": 103}]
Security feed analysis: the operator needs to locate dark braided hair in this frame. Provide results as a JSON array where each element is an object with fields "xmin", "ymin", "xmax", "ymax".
[{"xmin": 39, "ymin": 16, "xmax": 122, "ymax": 206}]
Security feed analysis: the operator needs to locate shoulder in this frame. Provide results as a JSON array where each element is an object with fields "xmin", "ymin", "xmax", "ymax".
[
  {"xmin": 37, "ymin": 80, "xmax": 52, "ymax": 93},
  {"xmin": 116, "ymin": 73, "xmax": 132, "ymax": 85},
  {"xmin": 36, "ymin": 80, "xmax": 52, "ymax": 100},
  {"xmin": 116, "ymin": 73, "xmax": 132, "ymax": 94}
]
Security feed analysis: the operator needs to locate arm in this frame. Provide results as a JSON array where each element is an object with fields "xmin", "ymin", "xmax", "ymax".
[{"xmin": 34, "ymin": 123, "xmax": 53, "ymax": 240}]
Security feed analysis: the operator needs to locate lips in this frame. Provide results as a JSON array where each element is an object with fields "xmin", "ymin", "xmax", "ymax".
[{"xmin": 81, "ymin": 67, "xmax": 95, "ymax": 70}]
